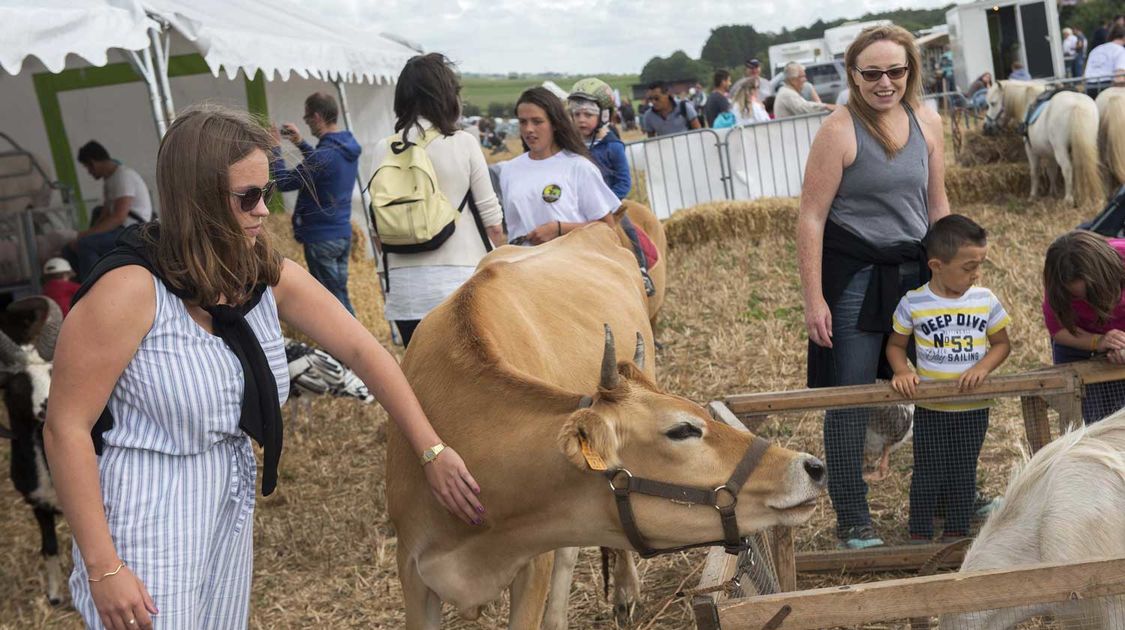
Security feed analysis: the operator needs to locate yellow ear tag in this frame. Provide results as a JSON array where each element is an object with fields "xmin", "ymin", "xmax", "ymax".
[{"xmin": 579, "ymin": 437, "xmax": 607, "ymax": 471}]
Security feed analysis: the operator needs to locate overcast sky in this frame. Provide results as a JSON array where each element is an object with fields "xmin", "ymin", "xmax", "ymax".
[{"xmin": 338, "ymin": 0, "xmax": 953, "ymax": 75}]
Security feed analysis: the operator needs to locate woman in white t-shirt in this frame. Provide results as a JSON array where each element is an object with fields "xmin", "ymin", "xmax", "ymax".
[
  {"xmin": 1084, "ymin": 24, "xmax": 1125, "ymax": 98},
  {"xmin": 373, "ymin": 54, "xmax": 505, "ymax": 347},
  {"xmin": 500, "ymin": 87, "xmax": 621, "ymax": 245}
]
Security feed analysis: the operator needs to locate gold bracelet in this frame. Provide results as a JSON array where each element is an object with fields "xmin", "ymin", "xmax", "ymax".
[
  {"xmin": 1092, "ymin": 334, "xmax": 1102, "ymax": 352},
  {"xmin": 88, "ymin": 561, "xmax": 126, "ymax": 583}
]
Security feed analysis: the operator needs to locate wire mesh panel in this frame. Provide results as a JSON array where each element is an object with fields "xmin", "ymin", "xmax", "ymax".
[
  {"xmin": 725, "ymin": 113, "xmax": 826, "ymax": 200},
  {"xmin": 623, "ymin": 129, "xmax": 727, "ymax": 220},
  {"xmin": 1080, "ymin": 378, "xmax": 1125, "ymax": 426}
]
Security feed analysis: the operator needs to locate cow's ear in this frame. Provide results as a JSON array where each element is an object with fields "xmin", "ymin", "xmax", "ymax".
[{"xmin": 557, "ymin": 408, "xmax": 620, "ymax": 472}]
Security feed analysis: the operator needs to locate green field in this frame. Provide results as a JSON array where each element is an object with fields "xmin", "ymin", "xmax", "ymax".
[{"xmin": 460, "ymin": 74, "xmax": 641, "ymax": 112}]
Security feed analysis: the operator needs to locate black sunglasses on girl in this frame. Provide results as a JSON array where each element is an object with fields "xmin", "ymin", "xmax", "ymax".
[
  {"xmin": 854, "ymin": 66, "xmax": 909, "ymax": 82},
  {"xmin": 230, "ymin": 181, "xmax": 277, "ymax": 212}
]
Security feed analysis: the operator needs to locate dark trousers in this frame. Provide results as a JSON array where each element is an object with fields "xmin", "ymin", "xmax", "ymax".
[
  {"xmin": 908, "ymin": 406, "xmax": 989, "ymax": 537},
  {"xmin": 63, "ymin": 227, "xmax": 125, "ymax": 282},
  {"xmin": 396, "ymin": 320, "xmax": 421, "ymax": 348},
  {"xmin": 1052, "ymin": 341, "xmax": 1125, "ymax": 424},
  {"xmin": 824, "ymin": 265, "xmax": 919, "ymax": 535},
  {"xmin": 303, "ymin": 238, "xmax": 354, "ymax": 316}
]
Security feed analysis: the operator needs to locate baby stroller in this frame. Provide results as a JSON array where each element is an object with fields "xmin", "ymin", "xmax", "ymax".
[{"xmin": 1079, "ymin": 185, "xmax": 1125, "ymax": 236}]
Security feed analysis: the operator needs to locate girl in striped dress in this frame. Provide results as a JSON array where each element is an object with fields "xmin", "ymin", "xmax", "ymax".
[{"xmin": 43, "ymin": 105, "xmax": 484, "ymax": 630}]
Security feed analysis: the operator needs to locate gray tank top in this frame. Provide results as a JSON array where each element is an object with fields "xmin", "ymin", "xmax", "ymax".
[{"xmin": 828, "ymin": 104, "xmax": 929, "ymax": 245}]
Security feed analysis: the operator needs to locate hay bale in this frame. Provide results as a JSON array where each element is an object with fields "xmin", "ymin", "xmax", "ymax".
[
  {"xmin": 946, "ymin": 163, "xmax": 1036, "ymax": 205},
  {"xmin": 664, "ymin": 197, "xmax": 799, "ymax": 248},
  {"xmin": 264, "ymin": 213, "xmax": 391, "ymax": 344},
  {"xmin": 957, "ymin": 129, "xmax": 1026, "ymax": 166}
]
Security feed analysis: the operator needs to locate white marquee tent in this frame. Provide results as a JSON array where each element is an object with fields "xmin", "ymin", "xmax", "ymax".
[{"xmin": 0, "ymin": 0, "xmax": 419, "ymax": 225}]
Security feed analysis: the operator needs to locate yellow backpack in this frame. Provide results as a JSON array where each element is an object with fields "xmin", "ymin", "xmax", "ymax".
[{"xmin": 369, "ymin": 129, "xmax": 460, "ymax": 253}]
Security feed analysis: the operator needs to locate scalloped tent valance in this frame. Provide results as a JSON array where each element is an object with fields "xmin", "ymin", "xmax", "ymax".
[
  {"xmin": 144, "ymin": 0, "xmax": 418, "ymax": 84},
  {"xmin": 0, "ymin": 0, "xmax": 155, "ymax": 75}
]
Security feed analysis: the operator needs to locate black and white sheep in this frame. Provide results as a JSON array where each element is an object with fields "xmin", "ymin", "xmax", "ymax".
[{"xmin": 0, "ymin": 296, "xmax": 64, "ymax": 605}]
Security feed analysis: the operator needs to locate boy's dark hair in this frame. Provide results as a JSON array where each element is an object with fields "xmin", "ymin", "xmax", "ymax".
[
  {"xmin": 923, "ymin": 214, "xmax": 988, "ymax": 263},
  {"xmin": 77, "ymin": 140, "xmax": 110, "ymax": 165},
  {"xmin": 647, "ymin": 81, "xmax": 669, "ymax": 93},
  {"xmin": 393, "ymin": 53, "xmax": 461, "ymax": 138},
  {"xmin": 304, "ymin": 92, "xmax": 339, "ymax": 124},
  {"xmin": 1110, "ymin": 23, "xmax": 1125, "ymax": 41},
  {"xmin": 713, "ymin": 69, "xmax": 731, "ymax": 88}
]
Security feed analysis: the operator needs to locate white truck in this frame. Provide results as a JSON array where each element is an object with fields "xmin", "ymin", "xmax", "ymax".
[
  {"xmin": 767, "ymin": 38, "xmax": 830, "ymax": 78},
  {"xmin": 767, "ymin": 19, "xmax": 894, "ymax": 78},
  {"xmin": 946, "ymin": 0, "xmax": 1064, "ymax": 90},
  {"xmin": 823, "ymin": 20, "xmax": 893, "ymax": 57}
]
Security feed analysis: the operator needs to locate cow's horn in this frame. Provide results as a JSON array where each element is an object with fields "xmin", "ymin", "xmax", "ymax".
[
  {"xmin": 10, "ymin": 296, "xmax": 62, "ymax": 362},
  {"xmin": 599, "ymin": 324, "xmax": 619, "ymax": 390},
  {"xmin": 0, "ymin": 328, "xmax": 25, "ymax": 373},
  {"xmin": 633, "ymin": 332, "xmax": 645, "ymax": 371}
]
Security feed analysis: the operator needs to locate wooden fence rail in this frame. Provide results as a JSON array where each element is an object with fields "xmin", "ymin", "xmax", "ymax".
[{"xmin": 691, "ymin": 360, "xmax": 1125, "ymax": 628}]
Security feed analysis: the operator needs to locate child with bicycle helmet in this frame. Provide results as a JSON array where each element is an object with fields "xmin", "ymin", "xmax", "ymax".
[
  {"xmin": 567, "ymin": 77, "xmax": 654, "ymax": 295},
  {"xmin": 567, "ymin": 77, "xmax": 631, "ymax": 199}
]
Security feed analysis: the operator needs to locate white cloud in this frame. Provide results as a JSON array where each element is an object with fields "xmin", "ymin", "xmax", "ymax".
[{"xmin": 333, "ymin": 0, "xmax": 952, "ymax": 74}]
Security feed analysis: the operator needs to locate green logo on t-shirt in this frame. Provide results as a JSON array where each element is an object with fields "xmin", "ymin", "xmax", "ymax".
[{"xmin": 542, "ymin": 184, "xmax": 562, "ymax": 203}]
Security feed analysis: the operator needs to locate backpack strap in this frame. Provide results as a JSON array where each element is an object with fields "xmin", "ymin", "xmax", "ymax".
[{"xmin": 458, "ymin": 190, "xmax": 493, "ymax": 253}]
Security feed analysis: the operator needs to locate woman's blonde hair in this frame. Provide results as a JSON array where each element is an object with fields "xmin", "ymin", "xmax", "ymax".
[
  {"xmin": 844, "ymin": 24, "xmax": 924, "ymax": 158},
  {"xmin": 151, "ymin": 104, "xmax": 282, "ymax": 307},
  {"xmin": 732, "ymin": 76, "xmax": 759, "ymax": 118},
  {"xmin": 1044, "ymin": 230, "xmax": 1125, "ymax": 334}
]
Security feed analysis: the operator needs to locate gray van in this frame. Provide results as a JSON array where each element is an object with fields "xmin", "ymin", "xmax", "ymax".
[{"xmin": 771, "ymin": 61, "xmax": 848, "ymax": 106}]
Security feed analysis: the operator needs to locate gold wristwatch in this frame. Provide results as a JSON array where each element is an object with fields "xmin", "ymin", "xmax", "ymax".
[{"xmin": 420, "ymin": 442, "xmax": 446, "ymax": 466}]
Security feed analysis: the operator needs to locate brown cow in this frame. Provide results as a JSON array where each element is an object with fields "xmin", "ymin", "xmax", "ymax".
[{"xmin": 388, "ymin": 224, "xmax": 824, "ymax": 629}]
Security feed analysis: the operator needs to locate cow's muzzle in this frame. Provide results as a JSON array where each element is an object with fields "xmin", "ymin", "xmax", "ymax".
[{"xmin": 605, "ymin": 435, "xmax": 771, "ymax": 559}]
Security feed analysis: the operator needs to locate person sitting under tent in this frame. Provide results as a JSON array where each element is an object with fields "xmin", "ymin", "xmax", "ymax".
[{"xmin": 63, "ymin": 141, "xmax": 154, "ymax": 281}]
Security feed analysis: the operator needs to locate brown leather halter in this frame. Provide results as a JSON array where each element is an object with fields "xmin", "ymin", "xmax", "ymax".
[{"xmin": 604, "ymin": 435, "xmax": 771, "ymax": 559}]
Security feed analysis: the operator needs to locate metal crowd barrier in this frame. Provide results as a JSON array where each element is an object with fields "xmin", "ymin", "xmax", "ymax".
[
  {"xmin": 626, "ymin": 76, "xmax": 1125, "ymax": 219},
  {"xmin": 623, "ymin": 128, "xmax": 728, "ymax": 220},
  {"xmin": 623, "ymin": 113, "xmax": 827, "ymax": 219}
]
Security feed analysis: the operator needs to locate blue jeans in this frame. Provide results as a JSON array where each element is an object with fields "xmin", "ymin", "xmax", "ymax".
[
  {"xmin": 303, "ymin": 238, "xmax": 354, "ymax": 316},
  {"xmin": 64, "ymin": 227, "xmax": 124, "ymax": 282},
  {"xmin": 823, "ymin": 265, "xmax": 919, "ymax": 535}
]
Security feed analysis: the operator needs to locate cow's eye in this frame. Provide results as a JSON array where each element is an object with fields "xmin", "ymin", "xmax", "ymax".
[{"xmin": 665, "ymin": 423, "xmax": 703, "ymax": 440}]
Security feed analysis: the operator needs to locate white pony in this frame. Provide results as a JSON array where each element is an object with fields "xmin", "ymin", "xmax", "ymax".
[
  {"xmin": 984, "ymin": 80, "xmax": 1103, "ymax": 206},
  {"xmin": 939, "ymin": 410, "xmax": 1125, "ymax": 629},
  {"xmin": 1097, "ymin": 87, "xmax": 1125, "ymax": 192}
]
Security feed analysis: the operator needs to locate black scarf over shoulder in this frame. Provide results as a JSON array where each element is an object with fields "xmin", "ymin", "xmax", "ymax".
[
  {"xmin": 73, "ymin": 224, "xmax": 284, "ymax": 496},
  {"xmin": 806, "ymin": 219, "xmax": 930, "ymax": 389}
]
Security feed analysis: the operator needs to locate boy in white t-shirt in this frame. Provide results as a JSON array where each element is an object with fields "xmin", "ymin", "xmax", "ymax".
[{"xmin": 886, "ymin": 214, "xmax": 1011, "ymax": 542}]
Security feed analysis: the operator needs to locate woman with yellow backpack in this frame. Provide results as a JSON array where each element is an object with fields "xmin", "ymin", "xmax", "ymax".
[{"xmin": 368, "ymin": 54, "xmax": 505, "ymax": 347}]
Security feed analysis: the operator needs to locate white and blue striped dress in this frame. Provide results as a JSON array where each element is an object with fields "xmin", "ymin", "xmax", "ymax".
[{"xmin": 70, "ymin": 275, "xmax": 290, "ymax": 629}]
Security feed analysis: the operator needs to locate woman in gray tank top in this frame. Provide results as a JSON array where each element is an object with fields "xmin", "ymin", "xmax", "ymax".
[{"xmin": 796, "ymin": 25, "xmax": 950, "ymax": 550}]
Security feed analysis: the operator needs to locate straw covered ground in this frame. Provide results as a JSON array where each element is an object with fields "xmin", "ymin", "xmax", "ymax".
[{"xmin": 0, "ymin": 187, "xmax": 1099, "ymax": 628}]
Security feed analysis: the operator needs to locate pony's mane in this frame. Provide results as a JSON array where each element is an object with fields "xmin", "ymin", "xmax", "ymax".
[
  {"xmin": 980, "ymin": 412, "xmax": 1125, "ymax": 533},
  {"xmin": 1001, "ymin": 80, "xmax": 1047, "ymax": 123}
]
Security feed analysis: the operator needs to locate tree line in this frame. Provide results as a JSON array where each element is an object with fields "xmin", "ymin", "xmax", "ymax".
[{"xmin": 641, "ymin": 5, "xmax": 953, "ymax": 84}]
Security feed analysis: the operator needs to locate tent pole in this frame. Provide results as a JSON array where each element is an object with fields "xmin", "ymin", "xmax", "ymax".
[
  {"xmin": 333, "ymin": 77, "xmax": 399, "ymax": 344},
  {"xmin": 332, "ymin": 77, "xmax": 379, "ymax": 258},
  {"xmin": 148, "ymin": 21, "xmax": 176, "ymax": 127},
  {"xmin": 126, "ymin": 47, "xmax": 168, "ymax": 138}
]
